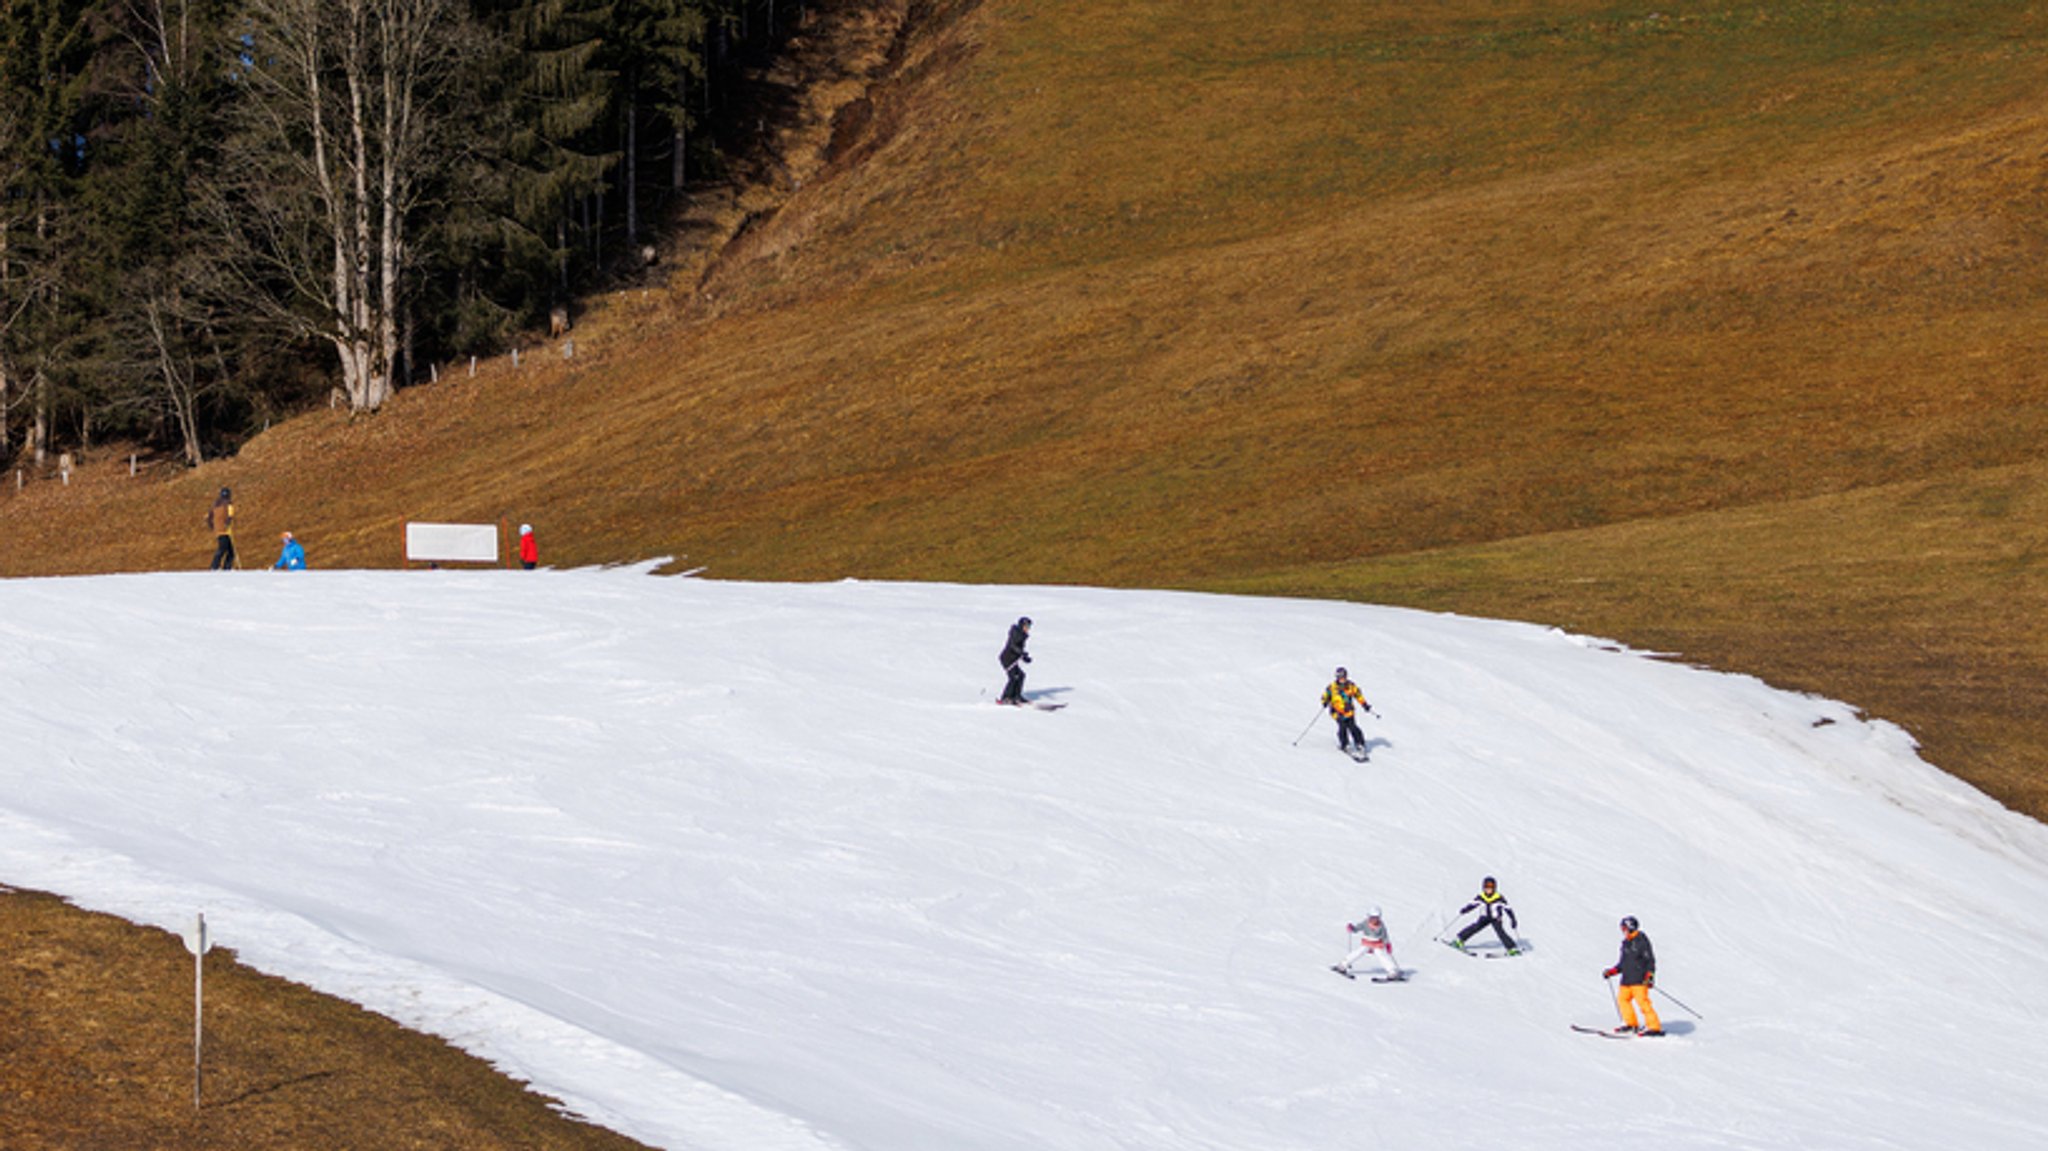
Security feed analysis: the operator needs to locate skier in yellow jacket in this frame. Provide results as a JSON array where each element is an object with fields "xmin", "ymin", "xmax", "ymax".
[{"xmin": 1321, "ymin": 667, "xmax": 1371, "ymax": 760}]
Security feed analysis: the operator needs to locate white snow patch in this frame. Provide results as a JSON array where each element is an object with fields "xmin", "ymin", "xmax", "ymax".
[{"xmin": 1, "ymin": 569, "xmax": 2044, "ymax": 1150}]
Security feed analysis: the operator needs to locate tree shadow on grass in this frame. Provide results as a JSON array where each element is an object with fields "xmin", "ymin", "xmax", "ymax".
[{"xmin": 211, "ymin": 1069, "xmax": 338, "ymax": 1110}]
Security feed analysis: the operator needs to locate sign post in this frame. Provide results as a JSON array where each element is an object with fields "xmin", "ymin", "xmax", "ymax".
[{"xmin": 182, "ymin": 913, "xmax": 213, "ymax": 1110}]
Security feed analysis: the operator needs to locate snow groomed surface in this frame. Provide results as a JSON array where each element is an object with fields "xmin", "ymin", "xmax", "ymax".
[{"xmin": 2, "ymin": 568, "xmax": 2045, "ymax": 1150}]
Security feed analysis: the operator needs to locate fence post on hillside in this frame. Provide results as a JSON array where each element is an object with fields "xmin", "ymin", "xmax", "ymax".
[
  {"xmin": 469, "ymin": 355, "xmax": 477, "ymax": 378},
  {"xmin": 511, "ymin": 347, "xmax": 520, "ymax": 370},
  {"xmin": 183, "ymin": 913, "xmax": 213, "ymax": 1110}
]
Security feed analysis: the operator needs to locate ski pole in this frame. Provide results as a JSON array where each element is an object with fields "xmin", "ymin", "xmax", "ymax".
[
  {"xmin": 1291, "ymin": 708, "xmax": 1324, "ymax": 746},
  {"xmin": 1606, "ymin": 974, "xmax": 1626, "ymax": 1026},
  {"xmin": 1653, "ymin": 985, "xmax": 1704, "ymax": 1020}
]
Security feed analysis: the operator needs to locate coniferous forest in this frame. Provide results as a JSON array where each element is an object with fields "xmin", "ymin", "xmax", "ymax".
[{"xmin": 0, "ymin": 0, "xmax": 798, "ymax": 469}]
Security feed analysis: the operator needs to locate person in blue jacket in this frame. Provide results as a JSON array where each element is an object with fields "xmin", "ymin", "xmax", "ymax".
[{"xmin": 272, "ymin": 531, "xmax": 307, "ymax": 571}]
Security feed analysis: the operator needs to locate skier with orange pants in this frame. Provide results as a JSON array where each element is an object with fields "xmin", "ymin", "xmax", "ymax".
[{"xmin": 1603, "ymin": 916, "xmax": 1663, "ymax": 1036}]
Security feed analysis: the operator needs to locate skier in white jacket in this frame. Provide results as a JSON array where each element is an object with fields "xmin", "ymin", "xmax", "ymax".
[{"xmin": 1334, "ymin": 907, "xmax": 1403, "ymax": 980}]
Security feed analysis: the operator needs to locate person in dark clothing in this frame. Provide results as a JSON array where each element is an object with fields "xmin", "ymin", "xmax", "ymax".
[
  {"xmin": 998, "ymin": 617, "xmax": 1033, "ymax": 705},
  {"xmin": 1451, "ymin": 876, "xmax": 1521, "ymax": 954},
  {"xmin": 1603, "ymin": 915, "xmax": 1663, "ymax": 1035},
  {"xmin": 207, "ymin": 487, "xmax": 237, "ymax": 570}
]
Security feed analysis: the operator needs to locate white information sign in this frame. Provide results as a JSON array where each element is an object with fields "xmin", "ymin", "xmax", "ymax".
[{"xmin": 406, "ymin": 522, "xmax": 500, "ymax": 564}]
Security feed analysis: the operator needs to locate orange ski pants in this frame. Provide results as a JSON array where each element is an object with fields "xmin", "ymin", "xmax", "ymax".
[{"xmin": 1616, "ymin": 984, "xmax": 1661, "ymax": 1031}]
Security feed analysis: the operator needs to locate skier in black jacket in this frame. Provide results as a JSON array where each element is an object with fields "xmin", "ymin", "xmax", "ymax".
[
  {"xmin": 998, "ymin": 617, "xmax": 1033, "ymax": 705},
  {"xmin": 1602, "ymin": 915, "xmax": 1663, "ymax": 1035},
  {"xmin": 1450, "ymin": 876, "xmax": 1520, "ymax": 954}
]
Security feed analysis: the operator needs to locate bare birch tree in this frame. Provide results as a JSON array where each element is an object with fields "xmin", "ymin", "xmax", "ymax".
[
  {"xmin": 221, "ymin": 0, "xmax": 457, "ymax": 413},
  {"xmin": 0, "ymin": 104, "xmax": 20, "ymax": 461},
  {"xmin": 0, "ymin": 105, "xmax": 61, "ymax": 467}
]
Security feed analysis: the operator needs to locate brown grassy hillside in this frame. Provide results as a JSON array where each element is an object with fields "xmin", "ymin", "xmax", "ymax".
[{"xmin": 4, "ymin": 0, "xmax": 2046, "ymax": 804}]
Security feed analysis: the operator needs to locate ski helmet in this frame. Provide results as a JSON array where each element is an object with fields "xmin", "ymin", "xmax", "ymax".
[
  {"xmin": 1367, "ymin": 905, "xmax": 1382, "ymax": 920},
  {"xmin": 1482, "ymin": 876, "xmax": 1496, "ymax": 888},
  {"xmin": 1620, "ymin": 916, "xmax": 1639, "ymax": 932},
  {"xmin": 1019, "ymin": 616, "xmax": 1032, "ymax": 627},
  {"xmin": 1335, "ymin": 666, "xmax": 1348, "ymax": 678},
  {"xmin": 219, "ymin": 487, "xmax": 231, "ymax": 499}
]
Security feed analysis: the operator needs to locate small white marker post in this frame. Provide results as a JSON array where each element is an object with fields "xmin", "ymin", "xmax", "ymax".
[{"xmin": 182, "ymin": 913, "xmax": 214, "ymax": 1110}]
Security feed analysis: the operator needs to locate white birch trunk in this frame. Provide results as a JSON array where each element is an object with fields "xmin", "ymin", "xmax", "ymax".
[
  {"xmin": 0, "ymin": 216, "xmax": 10, "ymax": 459},
  {"xmin": 142, "ymin": 294, "xmax": 205, "ymax": 467},
  {"xmin": 30, "ymin": 203, "xmax": 46, "ymax": 465},
  {"xmin": 30, "ymin": 369, "xmax": 47, "ymax": 466},
  {"xmin": 626, "ymin": 89, "xmax": 638, "ymax": 246},
  {"xmin": 672, "ymin": 77, "xmax": 688, "ymax": 190},
  {"xmin": 239, "ymin": 0, "xmax": 449, "ymax": 414}
]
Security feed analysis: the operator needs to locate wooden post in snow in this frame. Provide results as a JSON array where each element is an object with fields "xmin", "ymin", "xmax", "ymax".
[{"xmin": 183, "ymin": 913, "xmax": 213, "ymax": 1110}]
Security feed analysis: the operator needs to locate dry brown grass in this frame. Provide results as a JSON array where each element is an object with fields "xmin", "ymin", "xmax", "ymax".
[
  {"xmin": 0, "ymin": 886, "xmax": 651, "ymax": 1149},
  {"xmin": 3, "ymin": 0, "xmax": 2048, "ymax": 1134}
]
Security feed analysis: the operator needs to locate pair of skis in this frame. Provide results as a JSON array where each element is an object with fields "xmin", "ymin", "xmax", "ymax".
[
  {"xmin": 1329, "ymin": 965, "xmax": 1406, "ymax": 984},
  {"xmin": 992, "ymin": 691, "xmax": 1067, "ymax": 711},
  {"xmin": 1438, "ymin": 937, "xmax": 1527, "ymax": 959},
  {"xmin": 1569, "ymin": 1024, "xmax": 1667, "ymax": 1039}
]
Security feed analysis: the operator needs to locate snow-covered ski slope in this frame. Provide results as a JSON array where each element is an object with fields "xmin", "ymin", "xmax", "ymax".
[{"xmin": 3, "ymin": 567, "xmax": 2045, "ymax": 1151}]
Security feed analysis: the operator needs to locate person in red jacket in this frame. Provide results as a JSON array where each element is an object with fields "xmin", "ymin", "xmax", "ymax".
[{"xmin": 518, "ymin": 523, "xmax": 538, "ymax": 570}]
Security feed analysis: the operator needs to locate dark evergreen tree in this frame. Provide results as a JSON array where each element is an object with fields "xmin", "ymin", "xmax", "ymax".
[
  {"xmin": 85, "ymin": 0, "xmax": 255, "ymax": 464},
  {"xmin": 609, "ymin": 0, "xmax": 706, "ymax": 244},
  {"xmin": 500, "ymin": 0, "xmax": 617, "ymax": 306},
  {"xmin": 0, "ymin": 0, "xmax": 101, "ymax": 465}
]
